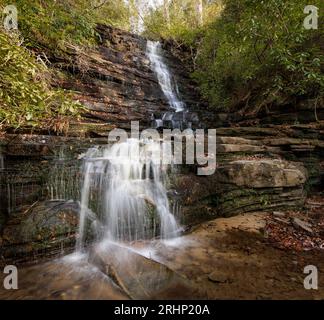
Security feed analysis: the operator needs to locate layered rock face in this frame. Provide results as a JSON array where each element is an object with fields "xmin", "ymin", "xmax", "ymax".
[
  {"xmin": 175, "ymin": 122, "xmax": 324, "ymax": 225},
  {"xmin": 176, "ymin": 161, "xmax": 307, "ymax": 226},
  {"xmin": 54, "ymin": 25, "xmax": 204, "ymax": 135},
  {"xmin": 1, "ymin": 201, "xmax": 79, "ymax": 265},
  {"xmin": 1, "ymin": 24, "xmax": 322, "ymax": 265},
  {"xmin": 212, "ymin": 98, "xmax": 324, "ymax": 128}
]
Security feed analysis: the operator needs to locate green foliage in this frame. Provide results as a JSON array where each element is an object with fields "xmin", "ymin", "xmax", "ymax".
[
  {"xmin": 144, "ymin": 0, "xmax": 323, "ymax": 111},
  {"xmin": 0, "ymin": 0, "xmax": 130, "ymax": 54},
  {"xmin": 143, "ymin": 0, "xmax": 223, "ymax": 45},
  {"xmin": 193, "ymin": 0, "xmax": 324, "ymax": 110},
  {"xmin": 0, "ymin": 0, "xmax": 130, "ymax": 130},
  {"xmin": 0, "ymin": 29, "xmax": 81, "ymax": 131}
]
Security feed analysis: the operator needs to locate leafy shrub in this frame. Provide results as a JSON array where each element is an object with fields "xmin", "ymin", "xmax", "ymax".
[
  {"xmin": 5, "ymin": 0, "xmax": 130, "ymax": 54},
  {"xmin": 144, "ymin": 0, "xmax": 323, "ymax": 112},
  {"xmin": 0, "ymin": 0, "xmax": 130, "ymax": 130},
  {"xmin": 193, "ymin": 0, "xmax": 324, "ymax": 111},
  {"xmin": 0, "ymin": 29, "xmax": 81, "ymax": 131}
]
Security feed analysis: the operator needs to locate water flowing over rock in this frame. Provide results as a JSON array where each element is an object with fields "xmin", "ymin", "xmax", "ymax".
[
  {"xmin": 146, "ymin": 41, "xmax": 200, "ymax": 130},
  {"xmin": 54, "ymin": 25, "xmax": 204, "ymax": 135},
  {"xmin": 146, "ymin": 41, "xmax": 185, "ymax": 112},
  {"xmin": 77, "ymin": 138, "xmax": 180, "ymax": 250},
  {"xmin": 91, "ymin": 241, "xmax": 203, "ymax": 300},
  {"xmin": 0, "ymin": 24, "xmax": 322, "ymax": 271}
]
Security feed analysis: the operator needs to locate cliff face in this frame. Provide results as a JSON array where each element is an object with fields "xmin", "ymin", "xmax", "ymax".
[
  {"xmin": 0, "ymin": 25, "xmax": 323, "ymax": 266},
  {"xmin": 0, "ymin": 25, "xmax": 208, "ymax": 265},
  {"xmin": 53, "ymin": 24, "xmax": 205, "ymax": 135}
]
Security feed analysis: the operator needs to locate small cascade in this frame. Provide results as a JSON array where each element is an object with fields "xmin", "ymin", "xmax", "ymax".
[
  {"xmin": 46, "ymin": 146, "xmax": 80, "ymax": 202},
  {"xmin": 146, "ymin": 41, "xmax": 185, "ymax": 112},
  {"xmin": 146, "ymin": 41, "xmax": 199, "ymax": 130},
  {"xmin": 77, "ymin": 138, "xmax": 180, "ymax": 251}
]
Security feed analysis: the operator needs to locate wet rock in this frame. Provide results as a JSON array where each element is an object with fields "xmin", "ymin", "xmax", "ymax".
[
  {"xmin": 0, "ymin": 201, "xmax": 80, "ymax": 265},
  {"xmin": 0, "ymin": 258, "xmax": 128, "ymax": 300},
  {"xmin": 91, "ymin": 242, "xmax": 203, "ymax": 300}
]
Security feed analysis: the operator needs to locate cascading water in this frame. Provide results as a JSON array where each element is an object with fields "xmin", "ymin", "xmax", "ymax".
[
  {"xmin": 77, "ymin": 138, "xmax": 180, "ymax": 251},
  {"xmin": 76, "ymin": 16, "xmax": 187, "ymax": 253},
  {"xmin": 146, "ymin": 41, "xmax": 185, "ymax": 112}
]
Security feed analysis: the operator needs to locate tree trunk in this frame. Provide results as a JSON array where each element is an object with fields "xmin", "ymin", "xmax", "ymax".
[
  {"xmin": 163, "ymin": 0, "xmax": 170, "ymax": 26},
  {"xmin": 197, "ymin": 0, "xmax": 203, "ymax": 26}
]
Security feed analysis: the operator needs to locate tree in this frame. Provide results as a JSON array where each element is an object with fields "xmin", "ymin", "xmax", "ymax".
[
  {"xmin": 197, "ymin": 0, "xmax": 203, "ymax": 26},
  {"xmin": 163, "ymin": 0, "xmax": 170, "ymax": 26}
]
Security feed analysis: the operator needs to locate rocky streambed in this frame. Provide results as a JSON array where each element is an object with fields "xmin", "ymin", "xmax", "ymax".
[
  {"xmin": 1, "ymin": 211, "xmax": 323, "ymax": 300},
  {"xmin": 0, "ymin": 24, "xmax": 323, "ymax": 299}
]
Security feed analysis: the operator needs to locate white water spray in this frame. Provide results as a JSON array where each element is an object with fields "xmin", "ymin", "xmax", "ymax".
[
  {"xmin": 77, "ymin": 139, "xmax": 180, "ymax": 250},
  {"xmin": 146, "ymin": 41, "xmax": 185, "ymax": 112}
]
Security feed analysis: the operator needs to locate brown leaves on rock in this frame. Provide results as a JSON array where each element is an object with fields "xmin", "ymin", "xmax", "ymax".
[{"xmin": 265, "ymin": 195, "xmax": 324, "ymax": 252}]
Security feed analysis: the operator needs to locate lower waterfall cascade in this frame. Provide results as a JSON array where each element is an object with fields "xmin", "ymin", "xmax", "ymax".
[{"xmin": 77, "ymin": 138, "xmax": 181, "ymax": 251}]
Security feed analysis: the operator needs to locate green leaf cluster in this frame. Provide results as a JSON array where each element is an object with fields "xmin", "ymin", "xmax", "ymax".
[
  {"xmin": 193, "ymin": 0, "xmax": 324, "ymax": 110},
  {"xmin": 0, "ymin": 29, "xmax": 81, "ymax": 130}
]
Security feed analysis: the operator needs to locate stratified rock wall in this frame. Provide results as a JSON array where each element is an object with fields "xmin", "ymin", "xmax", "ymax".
[{"xmin": 53, "ymin": 25, "xmax": 205, "ymax": 135}]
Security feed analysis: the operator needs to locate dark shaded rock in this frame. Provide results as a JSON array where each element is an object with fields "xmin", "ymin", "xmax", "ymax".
[{"xmin": 0, "ymin": 201, "xmax": 80, "ymax": 266}]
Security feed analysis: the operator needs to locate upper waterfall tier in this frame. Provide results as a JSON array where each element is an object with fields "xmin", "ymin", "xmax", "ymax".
[{"xmin": 146, "ymin": 41, "xmax": 186, "ymax": 113}]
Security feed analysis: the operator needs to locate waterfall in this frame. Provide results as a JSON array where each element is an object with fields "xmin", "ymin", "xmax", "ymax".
[
  {"xmin": 77, "ymin": 138, "xmax": 180, "ymax": 251},
  {"xmin": 146, "ymin": 41, "xmax": 185, "ymax": 112},
  {"xmin": 46, "ymin": 146, "xmax": 80, "ymax": 202}
]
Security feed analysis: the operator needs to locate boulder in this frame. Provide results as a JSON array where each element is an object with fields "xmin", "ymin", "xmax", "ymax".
[
  {"xmin": 91, "ymin": 242, "xmax": 203, "ymax": 299},
  {"xmin": 218, "ymin": 160, "xmax": 307, "ymax": 189}
]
